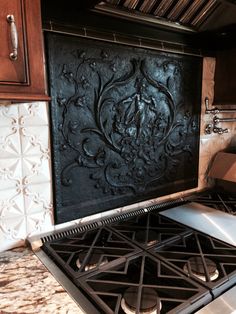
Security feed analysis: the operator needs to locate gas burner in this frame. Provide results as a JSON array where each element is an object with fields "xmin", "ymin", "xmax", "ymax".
[
  {"xmin": 121, "ymin": 287, "xmax": 161, "ymax": 314},
  {"xmin": 76, "ymin": 249, "xmax": 108, "ymax": 271},
  {"xmin": 135, "ymin": 230, "xmax": 159, "ymax": 246},
  {"xmin": 183, "ymin": 257, "xmax": 219, "ymax": 282}
]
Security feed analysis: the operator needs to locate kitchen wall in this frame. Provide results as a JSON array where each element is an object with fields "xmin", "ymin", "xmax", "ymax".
[{"xmin": 0, "ymin": 57, "xmax": 236, "ymax": 252}]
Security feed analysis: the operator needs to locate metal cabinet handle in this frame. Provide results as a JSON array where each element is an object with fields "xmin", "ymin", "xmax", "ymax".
[{"xmin": 7, "ymin": 14, "xmax": 18, "ymax": 61}]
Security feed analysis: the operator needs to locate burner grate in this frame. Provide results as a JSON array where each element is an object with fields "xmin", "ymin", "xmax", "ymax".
[
  {"xmin": 43, "ymin": 227, "xmax": 142, "ymax": 278},
  {"xmin": 108, "ymin": 212, "xmax": 190, "ymax": 249},
  {"xmin": 38, "ymin": 194, "xmax": 236, "ymax": 313},
  {"xmin": 150, "ymin": 231, "xmax": 236, "ymax": 297},
  {"xmin": 78, "ymin": 252, "xmax": 211, "ymax": 314}
]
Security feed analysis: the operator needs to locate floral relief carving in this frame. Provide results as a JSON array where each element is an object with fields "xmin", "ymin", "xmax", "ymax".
[{"xmin": 57, "ymin": 51, "xmax": 195, "ymax": 193}]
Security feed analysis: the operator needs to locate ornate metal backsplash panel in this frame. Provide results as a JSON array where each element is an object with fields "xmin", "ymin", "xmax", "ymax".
[{"xmin": 46, "ymin": 33, "xmax": 202, "ymax": 224}]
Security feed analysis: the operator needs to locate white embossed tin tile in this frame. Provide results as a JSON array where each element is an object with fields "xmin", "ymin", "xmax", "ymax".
[
  {"xmin": 0, "ymin": 102, "xmax": 53, "ymax": 252},
  {"xmin": 0, "ymin": 158, "xmax": 22, "ymax": 191},
  {"xmin": 18, "ymin": 102, "xmax": 49, "ymax": 126},
  {"xmin": 0, "ymin": 189, "xmax": 25, "ymax": 218},
  {"xmin": 22, "ymin": 155, "xmax": 51, "ymax": 185},
  {"xmin": 0, "ymin": 104, "xmax": 18, "ymax": 127},
  {"xmin": 20, "ymin": 126, "xmax": 50, "ymax": 157},
  {"xmin": 0, "ymin": 127, "xmax": 21, "ymax": 159}
]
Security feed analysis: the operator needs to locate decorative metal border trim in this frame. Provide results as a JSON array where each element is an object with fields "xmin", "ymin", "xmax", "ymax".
[{"xmin": 43, "ymin": 21, "xmax": 203, "ymax": 57}]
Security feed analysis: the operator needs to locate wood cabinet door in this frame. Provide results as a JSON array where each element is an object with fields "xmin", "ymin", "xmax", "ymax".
[
  {"xmin": 0, "ymin": 0, "xmax": 27, "ymax": 83},
  {"xmin": 0, "ymin": 0, "xmax": 49, "ymax": 101}
]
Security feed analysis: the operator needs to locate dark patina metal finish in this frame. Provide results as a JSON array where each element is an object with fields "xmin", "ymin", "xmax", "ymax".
[{"xmin": 46, "ymin": 32, "xmax": 202, "ymax": 223}]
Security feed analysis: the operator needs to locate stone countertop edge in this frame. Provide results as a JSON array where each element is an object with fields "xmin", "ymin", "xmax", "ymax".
[{"xmin": 0, "ymin": 246, "xmax": 85, "ymax": 314}]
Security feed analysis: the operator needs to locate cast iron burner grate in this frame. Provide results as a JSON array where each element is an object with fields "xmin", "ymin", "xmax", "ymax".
[
  {"xmin": 77, "ymin": 252, "xmax": 211, "ymax": 314},
  {"xmin": 150, "ymin": 231, "xmax": 236, "ymax": 298},
  {"xmin": 108, "ymin": 212, "xmax": 190, "ymax": 249},
  {"xmin": 41, "ymin": 213, "xmax": 213, "ymax": 313},
  {"xmin": 189, "ymin": 191, "xmax": 236, "ymax": 215},
  {"xmin": 42, "ymin": 214, "xmax": 189, "ymax": 278},
  {"xmin": 43, "ymin": 227, "xmax": 141, "ymax": 278}
]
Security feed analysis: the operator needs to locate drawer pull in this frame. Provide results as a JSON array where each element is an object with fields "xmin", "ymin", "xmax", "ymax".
[{"xmin": 7, "ymin": 14, "xmax": 18, "ymax": 61}]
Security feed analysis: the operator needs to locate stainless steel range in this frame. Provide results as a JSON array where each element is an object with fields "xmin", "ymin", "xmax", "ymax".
[{"xmin": 32, "ymin": 191, "xmax": 236, "ymax": 314}]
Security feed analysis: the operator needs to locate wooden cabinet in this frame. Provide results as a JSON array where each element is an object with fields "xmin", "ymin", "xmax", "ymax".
[
  {"xmin": 214, "ymin": 48, "xmax": 236, "ymax": 105},
  {"xmin": 0, "ymin": 0, "xmax": 49, "ymax": 101}
]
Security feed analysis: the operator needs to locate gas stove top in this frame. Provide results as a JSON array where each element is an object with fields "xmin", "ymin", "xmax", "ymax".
[
  {"xmin": 36, "ymin": 192, "xmax": 236, "ymax": 314},
  {"xmin": 42, "ymin": 212, "xmax": 211, "ymax": 314}
]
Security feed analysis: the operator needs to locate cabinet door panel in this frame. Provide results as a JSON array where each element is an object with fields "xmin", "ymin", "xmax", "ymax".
[{"xmin": 0, "ymin": 0, "xmax": 27, "ymax": 83}]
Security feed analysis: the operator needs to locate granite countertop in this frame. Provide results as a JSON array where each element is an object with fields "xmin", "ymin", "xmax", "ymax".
[{"xmin": 0, "ymin": 247, "xmax": 84, "ymax": 314}]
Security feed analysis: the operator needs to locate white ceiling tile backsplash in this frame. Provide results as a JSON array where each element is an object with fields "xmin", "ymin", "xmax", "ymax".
[
  {"xmin": 0, "ymin": 190, "xmax": 25, "ymax": 218},
  {"xmin": 25, "ymin": 182, "xmax": 53, "ymax": 207},
  {"xmin": 0, "ymin": 127, "xmax": 21, "ymax": 158},
  {"xmin": 22, "ymin": 156, "xmax": 51, "ymax": 185},
  {"xmin": 0, "ymin": 103, "xmax": 18, "ymax": 126},
  {"xmin": 0, "ymin": 102, "xmax": 53, "ymax": 252},
  {"xmin": 1, "ymin": 216, "xmax": 27, "ymax": 238},
  {"xmin": 18, "ymin": 102, "xmax": 49, "ymax": 126},
  {"xmin": 0, "ymin": 158, "xmax": 22, "ymax": 190},
  {"xmin": 20, "ymin": 126, "xmax": 50, "ymax": 156},
  {"xmin": 26, "ymin": 210, "xmax": 53, "ymax": 235}
]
